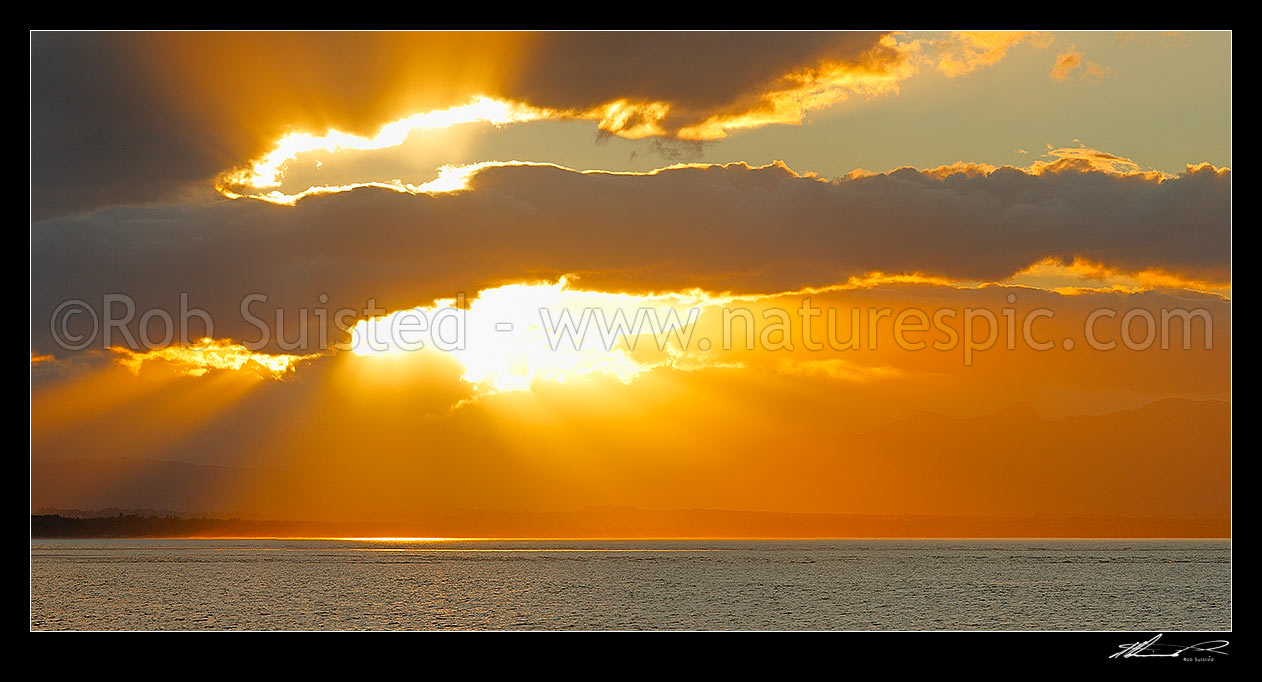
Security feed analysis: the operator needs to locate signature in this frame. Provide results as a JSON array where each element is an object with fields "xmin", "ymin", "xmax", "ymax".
[{"xmin": 1110, "ymin": 634, "xmax": 1230, "ymax": 660}]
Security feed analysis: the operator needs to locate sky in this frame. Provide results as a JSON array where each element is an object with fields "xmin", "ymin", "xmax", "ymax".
[{"xmin": 29, "ymin": 31, "xmax": 1231, "ymax": 536}]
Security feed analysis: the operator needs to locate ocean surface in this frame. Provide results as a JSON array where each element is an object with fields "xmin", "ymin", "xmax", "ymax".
[{"xmin": 30, "ymin": 539, "xmax": 1230, "ymax": 630}]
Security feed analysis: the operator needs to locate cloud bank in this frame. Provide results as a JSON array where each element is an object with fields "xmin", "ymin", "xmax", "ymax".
[{"xmin": 32, "ymin": 160, "xmax": 1229, "ymax": 355}]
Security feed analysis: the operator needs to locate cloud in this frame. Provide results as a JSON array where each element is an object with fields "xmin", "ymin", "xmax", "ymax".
[
  {"xmin": 33, "ymin": 31, "xmax": 1060, "ymax": 218},
  {"xmin": 112, "ymin": 339, "xmax": 320, "ymax": 378},
  {"xmin": 1081, "ymin": 61, "xmax": 1112, "ymax": 81},
  {"xmin": 31, "ymin": 158, "xmax": 1229, "ymax": 357},
  {"xmin": 1050, "ymin": 47, "xmax": 1085, "ymax": 81},
  {"xmin": 30, "ymin": 34, "xmax": 227, "ymax": 220},
  {"xmin": 501, "ymin": 32, "xmax": 904, "ymax": 139},
  {"xmin": 1031, "ymin": 144, "xmax": 1159, "ymax": 175},
  {"xmin": 1049, "ymin": 46, "xmax": 1110, "ymax": 82},
  {"xmin": 927, "ymin": 31, "xmax": 1054, "ymax": 77},
  {"xmin": 30, "ymin": 32, "xmax": 903, "ymax": 217}
]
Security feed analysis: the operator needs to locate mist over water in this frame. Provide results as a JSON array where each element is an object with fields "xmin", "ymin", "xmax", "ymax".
[{"xmin": 30, "ymin": 539, "xmax": 1229, "ymax": 630}]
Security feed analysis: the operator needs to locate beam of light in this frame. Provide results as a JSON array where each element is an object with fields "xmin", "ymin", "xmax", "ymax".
[
  {"xmin": 32, "ymin": 351, "xmax": 277, "ymax": 466},
  {"xmin": 111, "ymin": 338, "xmax": 322, "ymax": 379}
]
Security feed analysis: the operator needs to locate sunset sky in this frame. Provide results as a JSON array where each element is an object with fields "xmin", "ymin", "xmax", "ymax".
[{"xmin": 30, "ymin": 31, "xmax": 1231, "ymax": 536}]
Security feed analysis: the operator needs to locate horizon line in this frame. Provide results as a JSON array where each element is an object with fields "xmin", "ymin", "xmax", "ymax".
[{"xmin": 30, "ymin": 535, "xmax": 1233, "ymax": 541}]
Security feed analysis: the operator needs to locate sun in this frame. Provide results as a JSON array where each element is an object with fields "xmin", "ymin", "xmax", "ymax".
[{"xmin": 348, "ymin": 278, "xmax": 717, "ymax": 395}]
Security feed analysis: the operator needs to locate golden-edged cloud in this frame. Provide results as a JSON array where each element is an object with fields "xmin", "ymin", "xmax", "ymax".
[
  {"xmin": 215, "ymin": 98, "xmax": 554, "ymax": 199},
  {"xmin": 34, "ymin": 31, "xmax": 1085, "ymax": 212},
  {"xmin": 33, "ymin": 154, "xmax": 1230, "ymax": 370},
  {"xmin": 33, "ymin": 32, "xmax": 902, "ymax": 216},
  {"xmin": 924, "ymin": 30, "xmax": 1055, "ymax": 77},
  {"xmin": 111, "ymin": 338, "xmax": 320, "ymax": 379}
]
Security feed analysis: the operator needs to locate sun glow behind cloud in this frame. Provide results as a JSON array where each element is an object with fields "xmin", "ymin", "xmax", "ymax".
[
  {"xmin": 212, "ymin": 96, "xmax": 700, "ymax": 205},
  {"xmin": 91, "ymin": 261, "xmax": 1223, "ymax": 389},
  {"xmin": 208, "ymin": 31, "xmax": 1103, "ymax": 208},
  {"xmin": 215, "ymin": 97, "xmax": 552, "ymax": 200},
  {"xmin": 348, "ymin": 278, "xmax": 731, "ymax": 395},
  {"xmin": 210, "ymin": 32, "xmax": 1004, "ymax": 205}
]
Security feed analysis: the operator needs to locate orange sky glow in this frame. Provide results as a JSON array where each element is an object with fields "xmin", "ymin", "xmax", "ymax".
[{"xmin": 30, "ymin": 31, "xmax": 1231, "ymax": 538}]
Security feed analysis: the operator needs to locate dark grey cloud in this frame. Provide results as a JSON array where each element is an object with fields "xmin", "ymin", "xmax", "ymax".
[
  {"xmin": 30, "ymin": 33, "xmax": 227, "ymax": 219},
  {"xmin": 30, "ymin": 32, "xmax": 896, "ymax": 219},
  {"xmin": 30, "ymin": 162, "xmax": 1229, "ymax": 355},
  {"xmin": 504, "ymin": 32, "xmax": 891, "ymax": 125}
]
